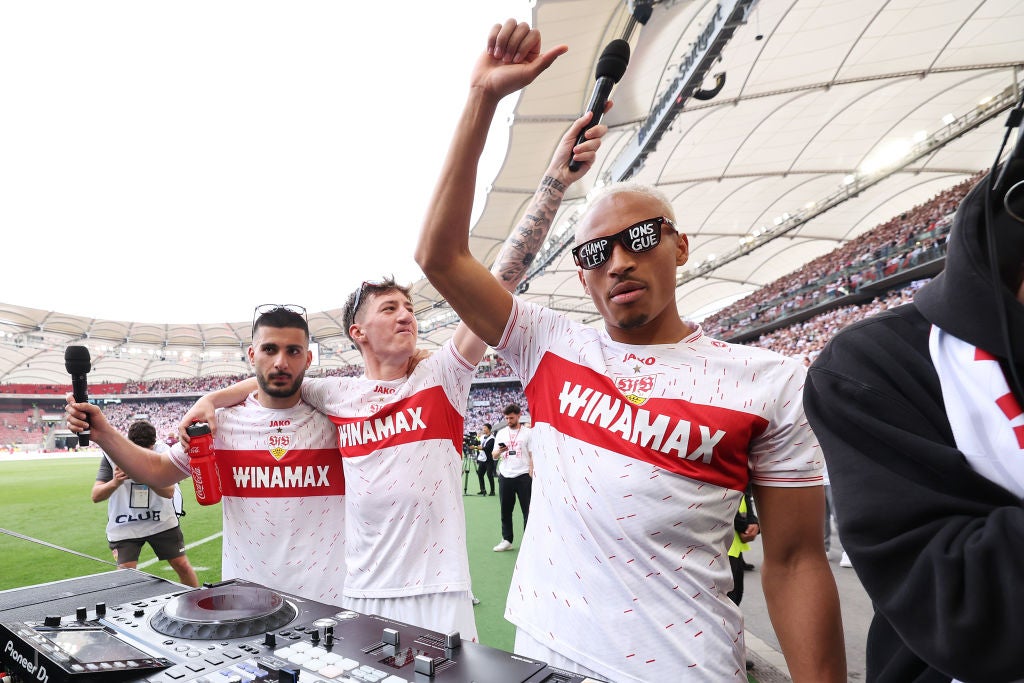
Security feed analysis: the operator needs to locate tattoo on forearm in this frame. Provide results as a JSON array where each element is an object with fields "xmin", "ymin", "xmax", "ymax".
[
  {"xmin": 540, "ymin": 175, "xmax": 566, "ymax": 193},
  {"xmin": 493, "ymin": 176, "xmax": 566, "ymax": 286}
]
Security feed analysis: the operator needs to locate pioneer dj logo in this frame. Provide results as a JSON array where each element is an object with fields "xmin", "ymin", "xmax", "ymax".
[{"xmin": 4, "ymin": 639, "xmax": 48, "ymax": 682}]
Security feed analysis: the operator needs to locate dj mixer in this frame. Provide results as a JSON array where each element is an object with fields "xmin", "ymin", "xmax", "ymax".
[{"xmin": 0, "ymin": 573, "xmax": 604, "ymax": 683}]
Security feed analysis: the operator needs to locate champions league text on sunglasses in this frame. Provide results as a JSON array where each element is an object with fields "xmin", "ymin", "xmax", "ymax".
[{"xmin": 571, "ymin": 216, "xmax": 677, "ymax": 270}]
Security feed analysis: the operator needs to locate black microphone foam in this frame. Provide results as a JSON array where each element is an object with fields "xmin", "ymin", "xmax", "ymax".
[
  {"xmin": 595, "ymin": 39, "xmax": 630, "ymax": 82},
  {"xmin": 569, "ymin": 39, "xmax": 631, "ymax": 172},
  {"xmin": 64, "ymin": 345, "xmax": 92, "ymax": 447}
]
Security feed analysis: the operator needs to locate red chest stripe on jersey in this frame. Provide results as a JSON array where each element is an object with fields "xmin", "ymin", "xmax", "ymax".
[
  {"xmin": 216, "ymin": 448, "xmax": 345, "ymax": 497},
  {"xmin": 525, "ymin": 353, "xmax": 768, "ymax": 491},
  {"xmin": 328, "ymin": 385, "xmax": 465, "ymax": 458}
]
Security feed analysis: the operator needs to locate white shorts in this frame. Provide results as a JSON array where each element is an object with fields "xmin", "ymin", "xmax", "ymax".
[{"xmin": 342, "ymin": 591, "xmax": 478, "ymax": 643}]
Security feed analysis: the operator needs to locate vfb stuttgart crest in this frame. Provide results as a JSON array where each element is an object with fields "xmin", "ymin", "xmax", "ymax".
[
  {"xmin": 615, "ymin": 374, "xmax": 657, "ymax": 406},
  {"xmin": 267, "ymin": 433, "xmax": 291, "ymax": 460}
]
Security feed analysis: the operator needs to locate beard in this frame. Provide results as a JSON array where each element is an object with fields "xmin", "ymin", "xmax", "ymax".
[
  {"xmin": 616, "ymin": 311, "xmax": 651, "ymax": 330},
  {"xmin": 257, "ymin": 371, "xmax": 303, "ymax": 399}
]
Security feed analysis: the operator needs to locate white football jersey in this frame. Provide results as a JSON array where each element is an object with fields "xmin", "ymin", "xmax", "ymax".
[
  {"xmin": 496, "ymin": 298, "xmax": 822, "ymax": 682},
  {"xmin": 171, "ymin": 395, "xmax": 344, "ymax": 604},
  {"xmin": 301, "ymin": 341, "xmax": 477, "ymax": 600}
]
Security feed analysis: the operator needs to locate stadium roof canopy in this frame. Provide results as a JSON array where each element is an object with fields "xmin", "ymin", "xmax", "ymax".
[{"xmin": 2, "ymin": 0, "xmax": 1023, "ymax": 385}]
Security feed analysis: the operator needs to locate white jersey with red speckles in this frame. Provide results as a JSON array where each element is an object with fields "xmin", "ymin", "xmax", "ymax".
[
  {"xmin": 170, "ymin": 394, "xmax": 344, "ymax": 604},
  {"xmin": 495, "ymin": 297, "xmax": 822, "ymax": 682},
  {"xmin": 300, "ymin": 341, "xmax": 476, "ymax": 599}
]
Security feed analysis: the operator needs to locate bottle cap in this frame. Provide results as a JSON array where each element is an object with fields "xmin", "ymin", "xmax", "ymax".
[{"xmin": 185, "ymin": 422, "xmax": 212, "ymax": 437}]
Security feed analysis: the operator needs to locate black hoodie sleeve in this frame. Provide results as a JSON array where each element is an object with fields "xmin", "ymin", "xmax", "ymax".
[{"xmin": 805, "ymin": 304, "xmax": 1024, "ymax": 683}]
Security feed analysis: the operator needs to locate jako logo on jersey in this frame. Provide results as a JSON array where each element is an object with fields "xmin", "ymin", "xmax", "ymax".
[
  {"xmin": 231, "ymin": 465, "xmax": 330, "ymax": 489},
  {"xmin": 374, "ymin": 385, "xmax": 396, "ymax": 395},
  {"xmin": 269, "ymin": 419, "xmax": 291, "ymax": 427},
  {"xmin": 338, "ymin": 408, "xmax": 426, "ymax": 448},
  {"xmin": 623, "ymin": 352, "xmax": 655, "ymax": 365},
  {"xmin": 558, "ymin": 382, "xmax": 725, "ymax": 462}
]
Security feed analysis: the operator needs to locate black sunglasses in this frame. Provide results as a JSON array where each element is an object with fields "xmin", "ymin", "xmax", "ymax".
[
  {"xmin": 350, "ymin": 280, "xmax": 387, "ymax": 320},
  {"xmin": 571, "ymin": 216, "xmax": 677, "ymax": 271},
  {"xmin": 252, "ymin": 304, "xmax": 307, "ymax": 336}
]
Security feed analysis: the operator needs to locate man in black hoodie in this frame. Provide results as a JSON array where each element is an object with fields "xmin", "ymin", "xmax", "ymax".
[{"xmin": 804, "ymin": 123, "xmax": 1024, "ymax": 682}]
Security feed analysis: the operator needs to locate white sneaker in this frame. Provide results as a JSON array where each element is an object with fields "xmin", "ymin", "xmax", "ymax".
[
  {"xmin": 839, "ymin": 552, "xmax": 853, "ymax": 568},
  {"xmin": 493, "ymin": 539, "xmax": 513, "ymax": 552}
]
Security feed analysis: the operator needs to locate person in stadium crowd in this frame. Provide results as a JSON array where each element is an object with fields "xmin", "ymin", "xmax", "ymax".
[
  {"xmin": 414, "ymin": 18, "xmax": 844, "ymax": 682},
  {"xmin": 491, "ymin": 403, "xmax": 532, "ymax": 552},
  {"xmin": 176, "ymin": 30, "xmax": 609, "ymax": 639},
  {"xmin": 475, "ymin": 421, "xmax": 496, "ymax": 496},
  {"xmin": 92, "ymin": 419, "xmax": 199, "ymax": 587},
  {"xmin": 804, "ymin": 140, "xmax": 1024, "ymax": 681},
  {"xmin": 69, "ymin": 306, "xmax": 346, "ymax": 605}
]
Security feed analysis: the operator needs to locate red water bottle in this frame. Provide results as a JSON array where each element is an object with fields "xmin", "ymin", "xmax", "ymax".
[{"xmin": 186, "ymin": 422, "xmax": 222, "ymax": 505}]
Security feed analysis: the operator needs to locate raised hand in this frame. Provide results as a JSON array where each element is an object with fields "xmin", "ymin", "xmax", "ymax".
[{"xmin": 470, "ymin": 19, "xmax": 567, "ymax": 102}]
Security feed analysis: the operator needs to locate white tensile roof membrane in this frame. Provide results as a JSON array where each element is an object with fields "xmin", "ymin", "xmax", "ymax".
[{"xmin": 2, "ymin": 0, "xmax": 1022, "ymax": 384}]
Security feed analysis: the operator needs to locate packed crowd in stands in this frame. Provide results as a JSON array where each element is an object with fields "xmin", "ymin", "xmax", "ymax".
[
  {"xmin": 0, "ymin": 409, "xmax": 47, "ymax": 446},
  {"xmin": 702, "ymin": 173, "xmax": 981, "ymax": 339},
  {"xmin": 0, "ymin": 352, "xmax": 519, "ymax": 400},
  {"xmin": 465, "ymin": 386, "xmax": 529, "ymax": 432},
  {"xmin": 97, "ymin": 399, "xmax": 194, "ymax": 445},
  {"xmin": 0, "ymin": 173, "xmax": 988, "ymax": 452},
  {"xmin": 0, "ymin": 385, "xmax": 530, "ymax": 450},
  {"xmin": 122, "ymin": 376, "xmax": 249, "ymax": 395},
  {"xmin": 475, "ymin": 355, "xmax": 516, "ymax": 379},
  {"xmin": 747, "ymin": 282, "xmax": 925, "ymax": 366}
]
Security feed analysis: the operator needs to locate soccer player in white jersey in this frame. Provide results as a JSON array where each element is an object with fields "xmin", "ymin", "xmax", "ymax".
[
  {"xmin": 176, "ymin": 23, "xmax": 610, "ymax": 643},
  {"xmin": 67, "ymin": 306, "xmax": 345, "ymax": 604},
  {"xmin": 415, "ymin": 19, "xmax": 846, "ymax": 682},
  {"xmin": 182, "ymin": 285, "xmax": 487, "ymax": 640}
]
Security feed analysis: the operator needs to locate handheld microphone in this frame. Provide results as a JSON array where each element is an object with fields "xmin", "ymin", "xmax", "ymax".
[
  {"xmin": 568, "ymin": 39, "xmax": 630, "ymax": 172},
  {"xmin": 64, "ymin": 346, "xmax": 92, "ymax": 446}
]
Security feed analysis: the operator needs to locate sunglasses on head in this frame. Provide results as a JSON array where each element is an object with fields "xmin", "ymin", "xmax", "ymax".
[
  {"xmin": 350, "ymin": 280, "xmax": 389, "ymax": 320},
  {"xmin": 252, "ymin": 304, "xmax": 307, "ymax": 336},
  {"xmin": 571, "ymin": 216, "xmax": 677, "ymax": 271}
]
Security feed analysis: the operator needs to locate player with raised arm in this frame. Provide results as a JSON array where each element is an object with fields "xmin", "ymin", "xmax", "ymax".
[
  {"xmin": 414, "ymin": 18, "xmax": 845, "ymax": 682},
  {"xmin": 176, "ymin": 22, "xmax": 608, "ymax": 641}
]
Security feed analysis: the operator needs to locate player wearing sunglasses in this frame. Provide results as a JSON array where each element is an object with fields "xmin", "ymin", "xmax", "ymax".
[{"xmin": 416, "ymin": 19, "xmax": 844, "ymax": 683}]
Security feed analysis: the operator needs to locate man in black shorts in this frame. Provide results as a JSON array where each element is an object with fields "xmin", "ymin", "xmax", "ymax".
[{"xmin": 91, "ymin": 420, "xmax": 199, "ymax": 587}]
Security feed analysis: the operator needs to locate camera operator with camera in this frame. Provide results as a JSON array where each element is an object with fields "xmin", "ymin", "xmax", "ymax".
[
  {"xmin": 475, "ymin": 423, "xmax": 497, "ymax": 496},
  {"xmin": 462, "ymin": 430, "xmax": 481, "ymax": 494}
]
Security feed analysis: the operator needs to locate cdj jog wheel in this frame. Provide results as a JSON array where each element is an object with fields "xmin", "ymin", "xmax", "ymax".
[{"xmin": 150, "ymin": 584, "xmax": 298, "ymax": 640}]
